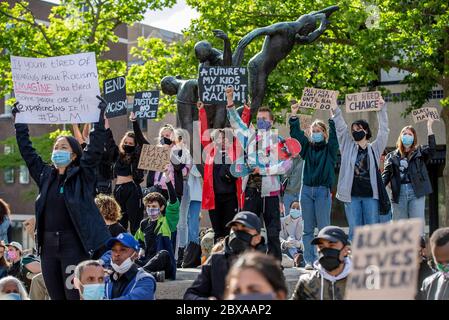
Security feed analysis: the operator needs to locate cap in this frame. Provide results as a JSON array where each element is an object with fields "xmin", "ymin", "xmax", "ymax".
[
  {"xmin": 311, "ymin": 226, "xmax": 349, "ymax": 246},
  {"xmin": 106, "ymin": 233, "xmax": 140, "ymax": 252},
  {"xmin": 7, "ymin": 241, "xmax": 23, "ymax": 252},
  {"xmin": 226, "ymin": 211, "xmax": 261, "ymax": 233}
]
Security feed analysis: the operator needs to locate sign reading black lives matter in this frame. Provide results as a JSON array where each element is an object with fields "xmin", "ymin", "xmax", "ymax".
[
  {"xmin": 103, "ymin": 76, "xmax": 127, "ymax": 118},
  {"xmin": 198, "ymin": 67, "xmax": 248, "ymax": 105},
  {"xmin": 133, "ymin": 91, "xmax": 160, "ymax": 119},
  {"xmin": 345, "ymin": 219, "xmax": 423, "ymax": 300},
  {"xmin": 11, "ymin": 52, "xmax": 101, "ymax": 124}
]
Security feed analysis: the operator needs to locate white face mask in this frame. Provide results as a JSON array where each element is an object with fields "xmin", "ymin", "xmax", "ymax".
[{"xmin": 111, "ymin": 254, "xmax": 135, "ymax": 274}]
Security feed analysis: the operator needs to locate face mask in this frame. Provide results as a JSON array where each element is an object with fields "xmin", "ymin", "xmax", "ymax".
[
  {"xmin": 233, "ymin": 293, "xmax": 275, "ymax": 300},
  {"xmin": 318, "ymin": 248, "xmax": 342, "ymax": 272},
  {"xmin": 123, "ymin": 145, "xmax": 135, "ymax": 154},
  {"xmin": 7, "ymin": 251, "xmax": 17, "ymax": 261},
  {"xmin": 111, "ymin": 254, "xmax": 135, "ymax": 274},
  {"xmin": 401, "ymin": 134, "xmax": 414, "ymax": 147},
  {"xmin": 228, "ymin": 230, "xmax": 254, "ymax": 255},
  {"xmin": 81, "ymin": 283, "xmax": 105, "ymax": 300},
  {"xmin": 311, "ymin": 132, "xmax": 324, "ymax": 143},
  {"xmin": 4, "ymin": 293, "xmax": 21, "ymax": 300},
  {"xmin": 161, "ymin": 137, "xmax": 172, "ymax": 145},
  {"xmin": 51, "ymin": 150, "xmax": 72, "ymax": 168},
  {"xmin": 289, "ymin": 209, "xmax": 302, "ymax": 219},
  {"xmin": 256, "ymin": 118, "xmax": 272, "ymax": 130},
  {"xmin": 146, "ymin": 208, "xmax": 160, "ymax": 221},
  {"xmin": 352, "ymin": 130, "xmax": 366, "ymax": 142}
]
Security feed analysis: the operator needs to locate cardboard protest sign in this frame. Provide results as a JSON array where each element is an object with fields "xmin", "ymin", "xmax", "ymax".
[
  {"xmin": 103, "ymin": 76, "xmax": 127, "ymax": 118},
  {"xmin": 285, "ymin": 113, "xmax": 313, "ymax": 129},
  {"xmin": 412, "ymin": 107, "xmax": 440, "ymax": 123},
  {"xmin": 11, "ymin": 52, "xmax": 101, "ymax": 124},
  {"xmin": 299, "ymin": 87, "xmax": 339, "ymax": 110},
  {"xmin": 138, "ymin": 144, "xmax": 170, "ymax": 172},
  {"xmin": 345, "ymin": 91, "xmax": 382, "ymax": 113},
  {"xmin": 345, "ymin": 219, "xmax": 423, "ymax": 300},
  {"xmin": 198, "ymin": 67, "xmax": 248, "ymax": 105},
  {"xmin": 133, "ymin": 91, "xmax": 160, "ymax": 119}
]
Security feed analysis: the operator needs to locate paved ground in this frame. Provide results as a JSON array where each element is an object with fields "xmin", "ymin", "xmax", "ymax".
[{"xmin": 156, "ymin": 267, "xmax": 308, "ymax": 299}]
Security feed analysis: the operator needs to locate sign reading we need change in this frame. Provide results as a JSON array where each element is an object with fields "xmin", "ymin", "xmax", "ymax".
[
  {"xmin": 198, "ymin": 67, "xmax": 248, "ymax": 105},
  {"xmin": 133, "ymin": 91, "xmax": 160, "ymax": 119},
  {"xmin": 299, "ymin": 87, "xmax": 339, "ymax": 110},
  {"xmin": 345, "ymin": 91, "xmax": 382, "ymax": 113},
  {"xmin": 11, "ymin": 52, "xmax": 101, "ymax": 124},
  {"xmin": 345, "ymin": 219, "xmax": 423, "ymax": 300},
  {"xmin": 104, "ymin": 76, "xmax": 127, "ymax": 118}
]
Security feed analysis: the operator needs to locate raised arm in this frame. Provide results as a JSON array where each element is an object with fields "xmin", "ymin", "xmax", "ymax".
[
  {"xmin": 289, "ymin": 103, "xmax": 310, "ymax": 158},
  {"xmin": 421, "ymin": 118, "xmax": 436, "ymax": 163},
  {"xmin": 295, "ymin": 13, "xmax": 328, "ymax": 44},
  {"xmin": 371, "ymin": 99, "xmax": 389, "ymax": 156},
  {"xmin": 327, "ymin": 118, "xmax": 339, "ymax": 162},
  {"xmin": 213, "ymin": 29, "xmax": 232, "ymax": 66},
  {"xmin": 130, "ymin": 112, "xmax": 149, "ymax": 146},
  {"xmin": 332, "ymin": 106, "xmax": 353, "ymax": 152},
  {"xmin": 72, "ymin": 124, "xmax": 85, "ymax": 145}
]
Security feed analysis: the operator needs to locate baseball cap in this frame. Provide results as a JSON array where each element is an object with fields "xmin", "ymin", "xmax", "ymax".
[
  {"xmin": 7, "ymin": 241, "xmax": 23, "ymax": 252},
  {"xmin": 106, "ymin": 233, "xmax": 140, "ymax": 252},
  {"xmin": 226, "ymin": 211, "xmax": 261, "ymax": 233},
  {"xmin": 311, "ymin": 226, "xmax": 349, "ymax": 246}
]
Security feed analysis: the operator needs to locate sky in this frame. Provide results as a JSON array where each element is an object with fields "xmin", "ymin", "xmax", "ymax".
[{"xmin": 45, "ymin": 0, "xmax": 199, "ymax": 34}]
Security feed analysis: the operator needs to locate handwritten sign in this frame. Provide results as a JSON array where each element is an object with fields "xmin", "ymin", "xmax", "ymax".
[
  {"xmin": 299, "ymin": 87, "xmax": 339, "ymax": 110},
  {"xmin": 104, "ymin": 76, "xmax": 127, "ymax": 118},
  {"xmin": 138, "ymin": 144, "xmax": 170, "ymax": 172},
  {"xmin": 286, "ymin": 113, "xmax": 313, "ymax": 129},
  {"xmin": 133, "ymin": 91, "xmax": 160, "ymax": 119},
  {"xmin": 11, "ymin": 53, "xmax": 101, "ymax": 124},
  {"xmin": 345, "ymin": 219, "xmax": 423, "ymax": 300},
  {"xmin": 345, "ymin": 91, "xmax": 382, "ymax": 113},
  {"xmin": 198, "ymin": 67, "xmax": 248, "ymax": 105},
  {"xmin": 412, "ymin": 107, "xmax": 440, "ymax": 123}
]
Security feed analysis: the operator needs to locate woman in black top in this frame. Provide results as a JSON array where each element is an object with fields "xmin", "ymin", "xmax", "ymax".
[
  {"xmin": 13, "ymin": 98, "xmax": 111, "ymax": 300},
  {"xmin": 111, "ymin": 114, "xmax": 145, "ymax": 234},
  {"xmin": 95, "ymin": 194, "xmax": 127, "ymax": 237}
]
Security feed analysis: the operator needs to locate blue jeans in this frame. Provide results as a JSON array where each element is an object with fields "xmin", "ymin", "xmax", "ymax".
[
  {"xmin": 300, "ymin": 185, "xmax": 331, "ymax": 265},
  {"xmin": 187, "ymin": 201, "xmax": 202, "ymax": 244},
  {"xmin": 393, "ymin": 183, "xmax": 425, "ymax": 234},
  {"xmin": 283, "ymin": 192, "xmax": 299, "ymax": 216},
  {"xmin": 344, "ymin": 197, "xmax": 379, "ymax": 240}
]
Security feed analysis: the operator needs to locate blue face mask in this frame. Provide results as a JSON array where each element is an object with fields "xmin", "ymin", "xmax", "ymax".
[
  {"xmin": 82, "ymin": 283, "xmax": 105, "ymax": 300},
  {"xmin": 311, "ymin": 132, "xmax": 324, "ymax": 143},
  {"xmin": 256, "ymin": 118, "xmax": 272, "ymax": 130},
  {"xmin": 401, "ymin": 134, "xmax": 414, "ymax": 147},
  {"xmin": 51, "ymin": 150, "xmax": 72, "ymax": 168},
  {"xmin": 289, "ymin": 208, "xmax": 302, "ymax": 219},
  {"xmin": 5, "ymin": 293, "xmax": 22, "ymax": 300}
]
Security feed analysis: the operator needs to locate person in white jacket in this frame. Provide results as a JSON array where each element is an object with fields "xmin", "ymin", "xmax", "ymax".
[{"xmin": 280, "ymin": 201, "xmax": 304, "ymax": 267}]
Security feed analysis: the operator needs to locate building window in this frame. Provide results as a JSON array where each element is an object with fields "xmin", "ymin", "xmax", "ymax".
[
  {"xmin": 4, "ymin": 168, "xmax": 14, "ymax": 184},
  {"xmin": 19, "ymin": 165, "xmax": 29, "ymax": 184},
  {"xmin": 2, "ymin": 93, "xmax": 12, "ymax": 116}
]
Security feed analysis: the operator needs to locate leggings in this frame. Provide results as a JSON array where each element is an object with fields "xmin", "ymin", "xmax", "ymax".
[
  {"xmin": 209, "ymin": 193, "xmax": 238, "ymax": 243},
  {"xmin": 114, "ymin": 181, "xmax": 144, "ymax": 235}
]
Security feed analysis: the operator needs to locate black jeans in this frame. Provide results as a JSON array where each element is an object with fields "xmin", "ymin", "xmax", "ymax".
[
  {"xmin": 139, "ymin": 250, "xmax": 171, "ymax": 278},
  {"xmin": 114, "ymin": 181, "xmax": 143, "ymax": 235},
  {"xmin": 41, "ymin": 231, "xmax": 89, "ymax": 300},
  {"xmin": 243, "ymin": 187, "xmax": 282, "ymax": 261},
  {"xmin": 209, "ymin": 193, "xmax": 239, "ymax": 243}
]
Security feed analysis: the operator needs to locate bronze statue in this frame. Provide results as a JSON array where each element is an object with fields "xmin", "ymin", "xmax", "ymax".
[{"xmin": 234, "ymin": 5, "xmax": 339, "ymax": 115}]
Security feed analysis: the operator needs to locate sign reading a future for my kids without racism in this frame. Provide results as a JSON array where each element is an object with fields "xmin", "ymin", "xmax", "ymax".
[
  {"xmin": 198, "ymin": 67, "xmax": 248, "ymax": 105},
  {"xmin": 11, "ymin": 52, "xmax": 101, "ymax": 124}
]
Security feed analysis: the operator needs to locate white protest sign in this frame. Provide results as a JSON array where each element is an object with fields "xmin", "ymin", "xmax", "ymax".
[
  {"xmin": 11, "ymin": 52, "xmax": 101, "ymax": 124},
  {"xmin": 345, "ymin": 219, "xmax": 423, "ymax": 300},
  {"xmin": 138, "ymin": 144, "xmax": 170, "ymax": 172},
  {"xmin": 412, "ymin": 107, "xmax": 440, "ymax": 123},
  {"xmin": 299, "ymin": 87, "xmax": 339, "ymax": 110},
  {"xmin": 345, "ymin": 91, "xmax": 382, "ymax": 113}
]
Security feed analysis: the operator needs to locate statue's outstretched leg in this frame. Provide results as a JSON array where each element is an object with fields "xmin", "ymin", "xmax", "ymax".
[{"xmin": 248, "ymin": 58, "xmax": 268, "ymax": 116}]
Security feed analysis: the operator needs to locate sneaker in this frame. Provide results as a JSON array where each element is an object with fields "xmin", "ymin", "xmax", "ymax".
[
  {"xmin": 304, "ymin": 263, "xmax": 314, "ymax": 270},
  {"xmin": 177, "ymin": 247, "xmax": 185, "ymax": 268},
  {"xmin": 152, "ymin": 271, "xmax": 165, "ymax": 282}
]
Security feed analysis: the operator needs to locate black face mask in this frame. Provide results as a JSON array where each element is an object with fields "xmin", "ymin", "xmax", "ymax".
[
  {"xmin": 228, "ymin": 230, "xmax": 254, "ymax": 255},
  {"xmin": 352, "ymin": 130, "xmax": 366, "ymax": 142},
  {"xmin": 161, "ymin": 137, "xmax": 172, "ymax": 145},
  {"xmin": 123, "ymin": 145, "xmax": 136, "ymax": 154},
  {"xmin": 318, "ymin": 248, "xmax": 342, "ymax": 272}
]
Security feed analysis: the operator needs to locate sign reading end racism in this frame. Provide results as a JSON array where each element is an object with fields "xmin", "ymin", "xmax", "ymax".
[
  {"xmin": 345, "ymin": 91, "xmax": 382, "ymax": 113},
  {"xmin": 198, "ymin": 67, "xmax": 248, "ymax": 105},
  {"xmin": 299, "ymin": 87, "xmax": 339, "ymax": 110},
  {"xmin": 345, "ymin": 219, "xmax": 423, "ymax": 300},
  {"xmin": 11, "ymin": 52, "xmax": 101, "ymax": 124},
  {"xmin": 138, "ymin": 144, "xmax": 170, "ymax": 172},
  {"xmin": 412, "ymin": 107, "xmax": 440, "ymax": 123},
  {"xmin": 104, "ymin": 76, "xmax": 127, "ymax": 118},
  {"xmin": 133, "ymin": 91, "xmax": 160, "ymax": 119}
]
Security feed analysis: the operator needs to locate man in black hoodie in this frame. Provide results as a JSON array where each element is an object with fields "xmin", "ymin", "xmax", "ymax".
[{"xmin": 183, "ymin": 211, "xmax": 267, "ymax": 300}]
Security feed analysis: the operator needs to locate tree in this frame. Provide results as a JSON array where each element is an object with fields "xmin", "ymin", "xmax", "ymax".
[{"xmin": 130, "ymin": 0, "xmax": 449, "ymax": 226}]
